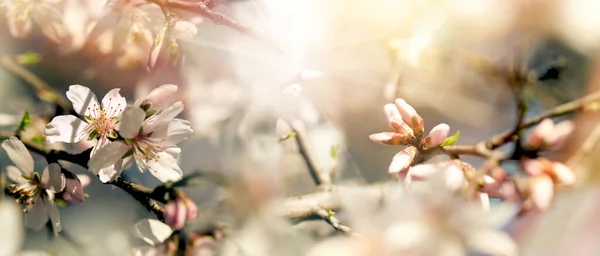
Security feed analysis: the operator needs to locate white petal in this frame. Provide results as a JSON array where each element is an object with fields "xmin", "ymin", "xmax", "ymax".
[
  {"xmin": 90, "ymin": 136, "xmax": 110, "ymax": 159},
  {"xmin": 135, "ymin": 219, "xmax": 173, "ymax": 246},
  {"xmin": 98, "ymin": 159, "xmax": 124, "ymax": 183},
  {"xmin": 6, "ymin": 165, "xmax": 27, "ymax": 184},
  {"xmin": 164, "ymin": 147, "xmax": 181, "ymax": 159},
  {"xmin": 146, "ymin": 152, "xmax": 183, "ymax": 182},
  {"xmin": 467, "ymin": 229, "xmax": 517, "ymax": 256},
  {"xmin": 135, "ymin": 84, "xmax": 178, "ymax": 111},
  {"xmin": 167, "ymin": 118, "xmax": 193, "ymax": 145},
  {"xmin": 25, "ymin": 198, "xmax": 48, "ymax": 230},
  {"xmin": 41, "ymin": 163, "xmax": 66, "ymax": 192},
  {"xmin": 0, "ymin": 201, "xmax": 23, "ymax": 256},
  {"xmin": 1, "ymin": 136, "xmax": 34, "ymax": 176},
  {"xmin": 145, "ymin": 101, "xmax": 184, "ymax": 131},
  {"xmin": 44, "ymin": 196, "xmax": 62, "ymax": 234},
  {"xmin": 88, "ymin": 141, "xmax": 131, "ymax": 176},
  {"xmin": 7, "ymin": 13, "xmax": 32, "ymax": 38},
  {"xmin": 66, "ymin": 85, "xmax": 99, "ymax": 116},
  {"xmin": 45, "ymin": 115, "xmax": 89, "ymax": 143},
  {"xmin": 101, "ymin": 88, "xmax": 127, "ymax": 118},
  {"xmin": 119, "ymin": 106, "xmax": 146, "ymax": 139}
]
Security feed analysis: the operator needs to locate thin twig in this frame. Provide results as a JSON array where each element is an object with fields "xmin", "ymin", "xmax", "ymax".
[
  {"xmin": 0, "ymin": 56, "xmax": 70, "ymax": 111},
  {"xmin": 291, "ymin": 127, "xmax": 331, "ymax": 187}
]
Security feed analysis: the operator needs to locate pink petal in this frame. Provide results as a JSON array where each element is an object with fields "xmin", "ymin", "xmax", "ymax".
[
  {"xmin": 423, "ymin": 123, "xmax": 450, "ymax": 147},
  {"xmin": 388, "ymin": 146, "xmax": 417, "ymax": 174},
  {"xmin": 530, "ymin": 175, "xmax": 554, "ymax": 210},
  {"xmin": 165, "ymin": 200, "xmax": 186, "ymax": 230},
  {"xmin": 551, "ymin": 162, "xmax": 576, "ymax": 185},
  {"xmin": 384, "ymin": 103, "xmax": 402, "ymax": 122},
  {"xmin": 184, "ymin": 198, "xmax": 198, "ymax": 224},
  {"xmin": 521, "ymin": 158, "xmax": 545, "ymax": 176},
  {"xmin": 527, "ymin": 118, "xmax": 554, "ymax": 149},
  {"xmin": 407, "ymin": 163, "xmax": 439, "ymax": 179}
]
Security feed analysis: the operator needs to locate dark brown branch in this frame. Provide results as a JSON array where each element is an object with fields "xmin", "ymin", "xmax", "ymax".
[{"xmin": 291, "ymin": 127, "xmax": 331, "ymax": 188}]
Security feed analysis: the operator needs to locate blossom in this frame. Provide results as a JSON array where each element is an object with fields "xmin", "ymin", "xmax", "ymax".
[
  {"xmin": 2, "ymin": 137, "xmax": 65, "ymax": 234},
  {"xmin": 88, "ymin": 102, "xmax": 192, "ymax": 182},
  {"xmin": 60, "ymin": 173, "xmax": 90, "ymax": 205},
  {"xmin": 1, "ymin": 0, "xmax": 66, "ymax": 42},
  {"xmin": 521, "ymin": 157, "xmax": 576, "ymax": 210},
  {"xmin": 133, "ymin": 218, "xmax": 175, "ymax": 255},
  {"xmin": 388, "ymin": 146, "xmax": 417, "ymax": 174},
  {"xmin": 134, "ymin": 84, "xmax": 179, "ymax": 115},
  {"xmin": 422, "ymin": 123, "xmax": 450, "ymax": 148}
]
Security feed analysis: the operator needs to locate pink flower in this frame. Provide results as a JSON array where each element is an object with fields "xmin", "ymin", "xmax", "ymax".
[
  {"xmin": 527, "ymin": 118, "xmax": 574, "ymax": 150},
  {"xmin": 165, "ymin": 196, "xmax": 198, "ymax": 230},
  {"xmin": 61, "ymin": 173, "xmax": 90, "ymax": 205},
  {"xmin": 395, "ymin": 98, "xmax": 424, "ymax": 137},
  {"xmin": 388, "ymin": 146, "xmax": 418, "ymax": 174},
  {"xmin": 422, "ymin": 123, "xmax": 450, "ymax": 148},
  {"xmin": 369, "ymin": 132, "xmax": 415, "ymax": 146}
]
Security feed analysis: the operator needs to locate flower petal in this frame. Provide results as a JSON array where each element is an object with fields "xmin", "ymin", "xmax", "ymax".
[
  {"xmin": 146, "ymin": 152, "xmax": 183, "ymax": 182},
  {"xmin": 44, "ymin": 196, "xmax": 61, "ymax": 234},
  {"xmin": 527, "ymin": 118, "xmax": 554, "ymax": 149},
  {"xmin": 444, "ymin": 163, "xmax": 465, "ymax": 190},
  {"xmin": 369, "ymin": 132, "xmax": 413, "ymax": 146},
  {"xmin": 6, "ymin": 165, "xmax": 27, "ymax": 184},
  {"xmin": 551, "ymin": 162, "xmax": 576, "ymax": 185},
  {"xmin": 25, "ymin": 197, "xmax": 48, "ymax": 230},
  {"xmin": 63, "ymin": 177, "xmax": 85, "ymax": 204},
  {"xmin": 548, "ymin": 120, "xmax": 575, "ymax": 150},
  {"xmin": 407, "ymin": 163, "xmax": 439, "ymax": 179},
  {"xmin": 98, "ymin": 159, "xmax": 124, "ymax": 183},
  {"xmin": 88, "ymin": 141, "xmax": 131, "ymax": 176},
  {"xmin": 41, "ymin": 163, "xmax": 66, "ymax": 193},
  {"xmin": 167, "ymin": 118, "xmax": 193, "ymax": 145},
  {"xmin": 171, "ymin": 20, "xmax": 197, "ymax": 40},
  {"xmin": 135, "ymin": 219, "xmax": 174, "ymax": 246},
  {"xmin": 521, "ymin": 158, "xmax": 544, "ymax": 176},
  {"xmin": 7, "ymin": 13, "xmax": 32, "ymax": 38},
  {"xmin": 135, "ymin": 84, "xmax": 179, "ymax": 112},
  {"xmin": 118, "ymin": 106, "xmax": 146, "ymax": 139},
  {"xmin": 0, "ymin": 201, "xmax": 23, "ymax": 256},
  {"xmin": 45, "ymin": 115, "xmax": 89, "ymax": 143},
  {"xmin": 146, "ymin": 101, "xmax": 185, "ymax": 131},
  {"xmin": 66, "ymin": 85, "xmax": 99, "ymax": 117},
  {"xmin": 395, "ymin": 98, "xmax": 424, "ymax": 135},
  {"xmin": 101, "ymin": 88, "xmax": 127, "ymax": 118},
  {"xmin": 2, "ymin": 136, "xmax": 34, "ymax": 175},
  {"xmin": 467, "ymin": 228, "xmax": 517, "ymax": 256},
  {"xmin": 530, "ymin": 175, "xmax": 554, "ymax": 210}
]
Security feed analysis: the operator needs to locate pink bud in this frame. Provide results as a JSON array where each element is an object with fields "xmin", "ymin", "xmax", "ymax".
[
  {"xmin": 369, "ymin": 132, "xmax": 414, "ymax": 146},
  {"xmin": 550, "ymin": 162, "xmax": 576, "ymax": 185},
  {"xmin": 384, "ymin": 104, "xmax": 414, "ymax": 134},
  {"xmin": 384, "ymin": 104, "xmax": 402, "ymax": 122},
  {"xmin": 165, "ymin": 200, "xmax": 187, "ymax": 230},
  {"xmin": 521, "ymin": 158, "xmax": 545, "ymax": 176},
  {"xmin": 171, "ymin": 20, "xmax": 198, "ymax": 40},
  {"xmin": 394, "ymin": 98, "xmax": 424, "ymax": 137},
  {"xmin": 530, "ymin": 175, "xmax": 554, "ymax": 210},
  {"xmin": 183, "ymin": 198, "xmax": 198, "ymax": 223},
  {"xmin": 388, "ymin": 146, "xmax": 417, "ymax": 174},
  {"xmin": 527, "ymin": 118, "xmax": 554, "ymax": 149},
  {"xmin": 422, "ymin": 123, "xmax": 450, "ymax": 148},
  {"xmin": 547, "ymin": 121, "xmax": 574, "ymax": 150}
]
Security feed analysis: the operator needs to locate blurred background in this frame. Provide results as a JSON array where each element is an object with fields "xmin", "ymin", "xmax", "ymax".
[{"xmin": 0, "ymin": 0, "xmax": 599, "ymax": 255}]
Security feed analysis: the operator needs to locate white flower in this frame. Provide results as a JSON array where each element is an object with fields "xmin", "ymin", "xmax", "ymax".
[
  {"xmin": 1, "ymin": 0, "xmax": 66, "ymax": 42},
  {"xmin": 45, "ymin": 85, "xmax": 126, "ymax": 181},
  {"xmin": 88, "ymin": 102, "xmax": 192, "ymax": 183},
  {"xmin": 2, "ymin": 137, "xmax": 65, "ymax": 234},
  {"xmin": 132, "ymin": 218, "xmax": 173, "ymax": 256}
]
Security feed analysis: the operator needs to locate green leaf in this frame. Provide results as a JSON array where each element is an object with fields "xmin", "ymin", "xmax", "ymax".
[
  {"xmin": 87, "ymin": 130, "xmax": 99, "ymax": 141},
  {"xmin": 440, "ymin": 130, "xmax": 460, "ymax": 146},
  {"xmin": 31, "ymin": 135, "xmax": 45, "ymax": 144},
  {"xmin": 121, "ymin": 149, "xmax": 134, "ymax": 159},
  {"xmin": 17, "ymin": 110, "xmax": 30, "ymax": 131},
  {"xmin": 328, "ymin": 209, "xmax": 336, "ymax": 217},
  {"xmin": 16, "ymin": 51, "xmax": 42, "ymax": 65},
  {"xmin": 107, "ymin": 129, "xmax": 118, "ymax": 139},
  {"xmin": 330, "ymin": 144, "xmax": 340, "ymax": 160},
  {"xmin": 21, "ymin": 173, "xmax": 30, "ymax": 180},
  {"xmin": 84, "ymin": 193, "xmax": 90, "ymax": 198},
  {"xmin": 140, "ymin": 102, "xmax": 152, "ymax": 112},
  {"xmin": 278, "ymin": 131, "xmax": 297, "ymax": 142},
  {"xmin": 145, "ymin": 109, "xmax": 157, "ymax": 118},
  {"xmin": 55, "ymin": 198, "xmax": 67, "ymax": 207}
]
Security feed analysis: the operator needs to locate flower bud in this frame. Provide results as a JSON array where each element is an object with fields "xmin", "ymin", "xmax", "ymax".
[
  {"xmin": 422, "ymin": 123, "xmax": 450, "ymax": 148},
  {"xmin": 134, "ymin": 84, "xmax": 178, "ymax": 113},
  {"xmin": 61, "ymin": 173, "xmax": 90, "ymax": 205},
  {"xmin": 369, "ymin": 132, "xmax": 414, "ymax": 146},
  {"xmin": 549, "ymin": 162, "xmax": 576, "ymax": 185},
  {"xmin": 530, "ymin": 175, "xmax": 554, "ymax": 210},
  {"xmin": 165, "ymin": 194, "xmax": 198, "ymax": 230},
  {"xmin": 388, "ymin": 146, "xmax": 417, "ymax": 174},
  {"xmin": 527, "ymin": 118, "xmax": 554, "ymax": 149},
  {"xmin": 547, "ymin": 120, "xmax": 574, "ymax": 150},
  {"xmin": 394, "ymin": 98, "xmax": 424, "ymax": 137}
]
